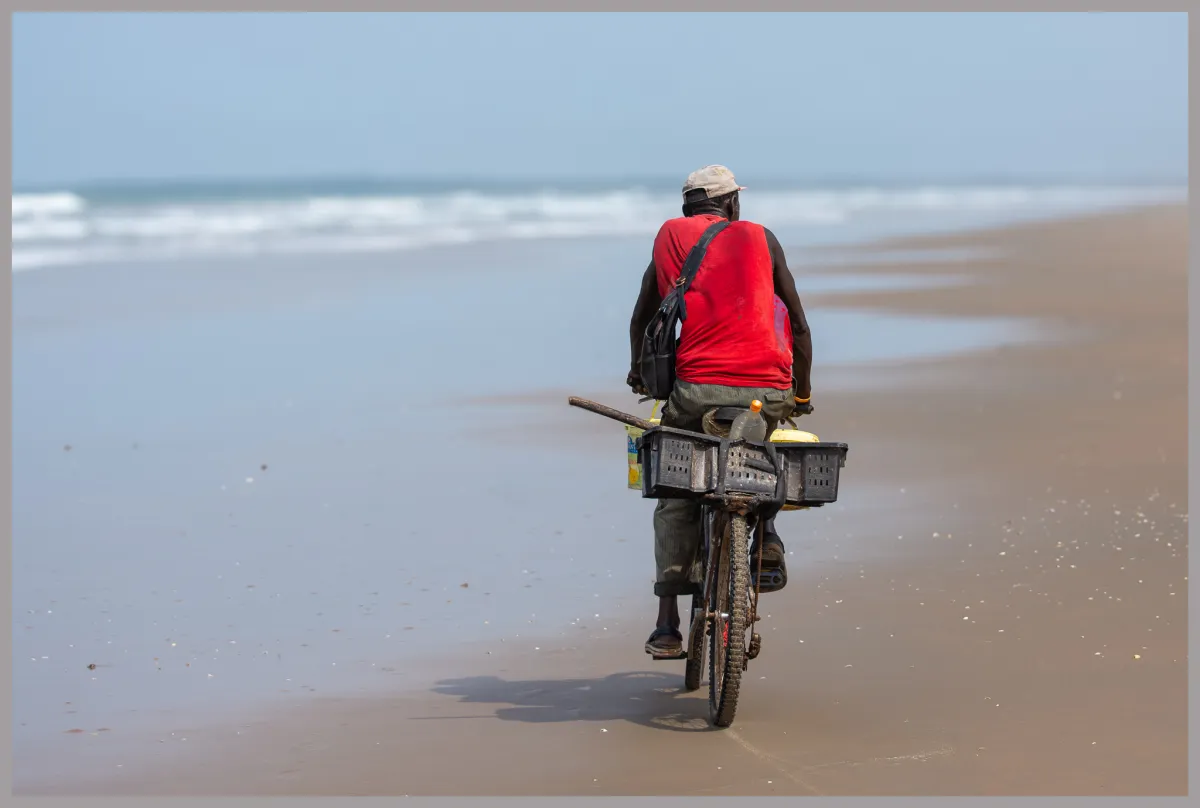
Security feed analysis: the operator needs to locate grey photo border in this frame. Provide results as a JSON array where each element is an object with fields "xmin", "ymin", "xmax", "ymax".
[{"xmin": 2, "ymin": 5, "xmax": 1192, "ymax": 807}]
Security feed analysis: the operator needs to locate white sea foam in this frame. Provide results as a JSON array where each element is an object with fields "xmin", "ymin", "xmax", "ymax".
[
  {"xmin": 10, "ymin": 186, "xmax": 1186, "ymax": 271},
  {"xmin": 12, "ymin": 192, "xmax": 88, "ymax": 219},
  {"xmin": 10, "ymin": 218, "xmax": 91, "ymax": 241}
]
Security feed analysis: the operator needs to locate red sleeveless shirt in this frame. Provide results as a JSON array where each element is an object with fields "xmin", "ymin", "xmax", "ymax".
[{"xmin": 652, "ymin": 214, "xmax": 793, "ymax": 389}]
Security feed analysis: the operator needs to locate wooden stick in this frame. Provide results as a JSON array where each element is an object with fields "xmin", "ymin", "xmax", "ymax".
[{"xmin": 567, "ymin": 397, "xmax": 655, "ymax": 431}]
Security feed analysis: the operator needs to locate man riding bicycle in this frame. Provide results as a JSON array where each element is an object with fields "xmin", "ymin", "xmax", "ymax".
[{"xmin": 626, "ymin": 165, "xmax": 814, "ymax": 659}]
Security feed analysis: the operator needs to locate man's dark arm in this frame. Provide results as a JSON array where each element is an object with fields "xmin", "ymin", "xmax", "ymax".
[
  {"xmin": 764, "ymin": 228, "xmax": 813, "ymax": 401},
  {"xmin": 628, "ymin": 259, "xmax": 662, "ymax": 382}
]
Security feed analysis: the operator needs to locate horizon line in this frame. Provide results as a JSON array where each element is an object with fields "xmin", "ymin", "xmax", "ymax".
[{"xmin": 12, "ymin": 171, "xmax": 1190, "ymax": 195}]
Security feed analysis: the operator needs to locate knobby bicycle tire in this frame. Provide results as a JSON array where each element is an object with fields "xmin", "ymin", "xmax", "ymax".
[{"xmin": 708, "ymin": 512, "xmax": 750, "ymax": 727}]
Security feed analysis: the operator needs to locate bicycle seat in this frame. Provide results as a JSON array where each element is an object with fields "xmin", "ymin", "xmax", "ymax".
[{"xmin": 707, "ymin": 406, "xmax": 750, "ymax": 425}]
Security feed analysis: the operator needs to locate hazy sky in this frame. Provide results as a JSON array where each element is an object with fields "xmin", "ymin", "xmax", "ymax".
[{"xmin": 13, "ymin": 12, "xmax": 1189, "ymax": 187}]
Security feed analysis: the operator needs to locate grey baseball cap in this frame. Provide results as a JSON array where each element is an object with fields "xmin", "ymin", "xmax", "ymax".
[{"xmin": 682, "ymin": 164, "xmax": 746, "ymax": 199}]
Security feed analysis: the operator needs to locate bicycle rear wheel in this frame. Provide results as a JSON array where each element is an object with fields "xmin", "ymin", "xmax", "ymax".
[{"xmin": 708, "ymin": 512, "xmax": 750, "ymax": 727}]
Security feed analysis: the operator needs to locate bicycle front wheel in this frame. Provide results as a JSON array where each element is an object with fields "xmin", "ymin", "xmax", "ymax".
[
  {"xmin": 708, "ymin": 512, "xmax": 750, "ymax": 727},
  {"xmin": 683, "ymin": 593, "xmax": 706, "ymax": 691}
]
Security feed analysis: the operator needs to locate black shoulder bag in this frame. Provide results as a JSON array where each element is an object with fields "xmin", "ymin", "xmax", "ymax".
[{"xmin": 637, "ymin": 220, "xmax": 730, "ymax": 401}]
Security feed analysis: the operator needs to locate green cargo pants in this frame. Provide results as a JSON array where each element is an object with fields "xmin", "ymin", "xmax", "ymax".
[{"xmin": 652, "ymin": 380, "xmax": 794, "ymax": 597}]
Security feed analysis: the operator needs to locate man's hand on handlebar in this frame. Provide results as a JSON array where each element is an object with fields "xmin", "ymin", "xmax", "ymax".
[
  {"xmin": 792, "ymin": 396, "xmax": 813, "ymax": 416},
  {"xmin": 626, "ymin": 372, "xmax": 648, "ymax": 397}
]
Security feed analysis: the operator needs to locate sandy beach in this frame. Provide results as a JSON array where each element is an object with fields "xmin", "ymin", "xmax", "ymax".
[{"xmin": 14, "ymin": 203, "xmax": 1187, "ymax": 797}]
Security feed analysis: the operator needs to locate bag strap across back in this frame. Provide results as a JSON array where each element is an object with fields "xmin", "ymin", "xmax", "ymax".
[{"xmin": 674, "ymin": 220, "xmax": 730, "ymax": 322}]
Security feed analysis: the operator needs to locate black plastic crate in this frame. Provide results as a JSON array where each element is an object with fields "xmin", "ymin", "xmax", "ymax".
[
  {"xmin": 638, "ymin": 427, "xmax": 721, "ymax": 498},
  {"xmin": 780, "ymin": 444, "xmax": 848, "ymax": 504},
  {"xmin": 638, "ymin": 426, "xmax": 848, "ymax": 506}
]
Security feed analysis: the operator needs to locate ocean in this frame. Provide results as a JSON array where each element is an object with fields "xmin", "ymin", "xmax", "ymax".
[{"xmin": 11, "ymin": 178, "xmax": 1186, "ymax": 272}]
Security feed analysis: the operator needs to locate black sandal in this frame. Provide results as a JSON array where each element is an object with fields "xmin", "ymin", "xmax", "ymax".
[
  {"xmin": 753, "ymin": 535, "xmax": 788, "ymax": 593},
  {"xmin": 644, "ymin": 626, "xmax": 685, "ymax": 659}
]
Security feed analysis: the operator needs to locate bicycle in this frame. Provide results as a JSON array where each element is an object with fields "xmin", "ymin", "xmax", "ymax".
[{"xmin": 567, "ymin": 395, "xmax": 848, "ymax": 728}]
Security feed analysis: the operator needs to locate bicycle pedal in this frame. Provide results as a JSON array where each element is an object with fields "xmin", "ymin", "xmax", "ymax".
[
  {"xmin": 756, "ymin": 567, "xmax": 786, "ymax": 592},
  {"xmin": 648, "ymin": 651, "xmax": 688, "ymax": 661}
]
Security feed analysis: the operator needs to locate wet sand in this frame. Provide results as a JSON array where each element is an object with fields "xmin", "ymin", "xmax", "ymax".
[{"xmin": 18, "ymin": 204, "xmax": 1188, "ymax": 796}]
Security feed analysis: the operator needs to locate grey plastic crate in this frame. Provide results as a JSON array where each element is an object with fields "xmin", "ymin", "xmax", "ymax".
[
  {"xmin": 638, "ymin": 426, "xmax": 848, "ymax": 506},
  {"xmin": 639, "ymin": 429, "xmax": 719, "ymax": 497},
  {"xmin": 782, "ymin": 445, "xmax": 847, "ymax": 504}
]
